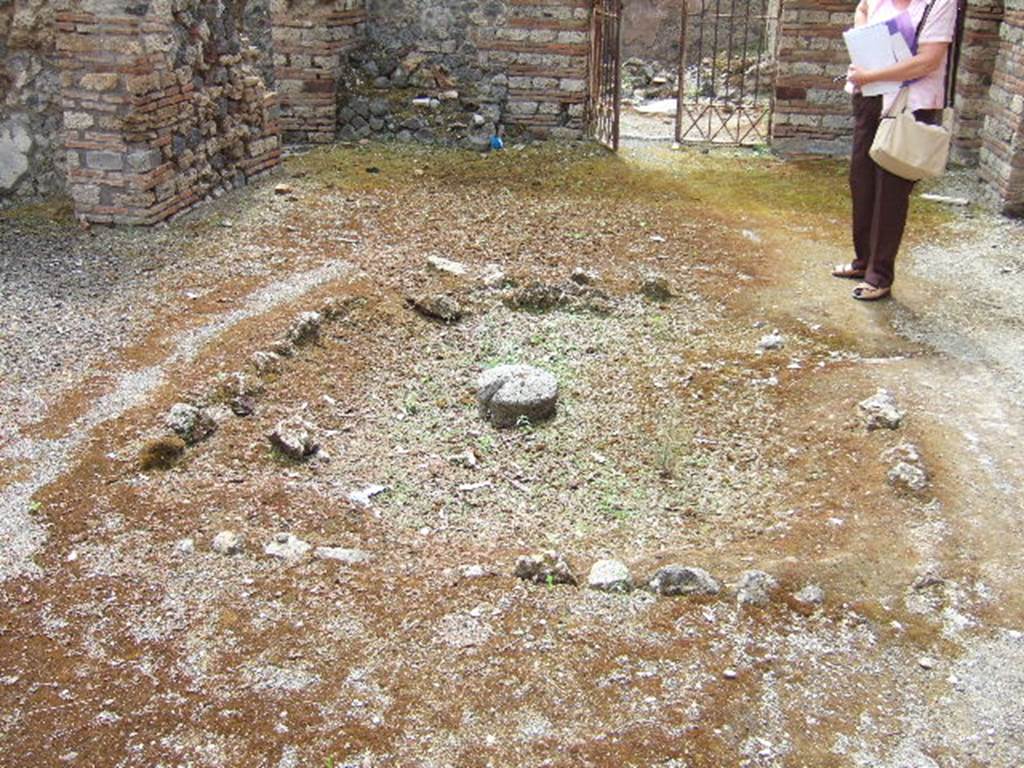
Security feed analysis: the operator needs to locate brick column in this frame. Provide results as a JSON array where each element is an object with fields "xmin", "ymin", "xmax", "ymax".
[
  {"xmin": 271, "ymin": 0, "xmax": 368, "ymax": 144},
  {"xmin": 979, "ymin": 0, "xmax": 1024, "ymax": 215},
  {"xmin": 57, "ymin": 2, "xmax": 281, "ymax": 226},
  {"xmin": 474, "ymin": 0, "xmax": 590, "ymax": 139},
  {"xmin": 951, "ymin": 0, "xmax": 1004, "ymax": 164},
  {"xmin": 772, "ymin": 0, "xmax": 853, "ymax": 154}
]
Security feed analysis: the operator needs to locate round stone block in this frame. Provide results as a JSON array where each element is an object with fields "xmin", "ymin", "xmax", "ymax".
[{"xmin": 477, "ymin": 364, "xmax": 558, "ymax": 428}]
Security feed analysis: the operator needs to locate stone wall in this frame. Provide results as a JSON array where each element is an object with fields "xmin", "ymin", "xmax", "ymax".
[
  {"xmin": 0, "ymin": 0, "xmax": 63, "ymax": 204},
  {"xmin": 772, "ymin": 0, "xmax": 851, "ymax": 154},
  {"xmin": 271, "ymin": 0, "xmax": 367, "ymax": 144},
  {"xmin": 355, "ymin": 0, "xmax": 589, "ymax": 141},
  {"xmin": 951, "ymin": 0, "xmax": 1002, "ymax": 164},
  {"xmin": 978, "ymin": 0, "xmax": 1024, "ymax": 214},
  {"xmin": 57, "ymin": 0, "xmax": 281, "ymax": 225}
]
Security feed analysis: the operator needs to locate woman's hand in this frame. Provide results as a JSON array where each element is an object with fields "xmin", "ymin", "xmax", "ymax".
[{"xmin": 848, "ymin": 65, "xmax": 875, "ymax": 87}]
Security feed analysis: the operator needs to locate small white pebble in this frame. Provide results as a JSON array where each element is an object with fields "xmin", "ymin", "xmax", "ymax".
[
  {"xmin": 723, "ymin": 668, "xmax": 738, "ymax": 679},
  {"xmin": 918, "ymin": 656, "xmax": 936, "ymax": 670}
]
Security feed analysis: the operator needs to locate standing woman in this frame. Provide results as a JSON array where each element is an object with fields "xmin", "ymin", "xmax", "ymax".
[{"xmin": 834, "ymin": 0, "xmax": 958, "ymax": 301}]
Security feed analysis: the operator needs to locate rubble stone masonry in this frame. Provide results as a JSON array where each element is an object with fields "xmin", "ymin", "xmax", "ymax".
[
  {"xmin": 55, "ymin": 0, "xmax": 281, "ymax": 225},
  {"xmin": 2, "ymin": 0, "xmax": 1023, "ymax": 221}
]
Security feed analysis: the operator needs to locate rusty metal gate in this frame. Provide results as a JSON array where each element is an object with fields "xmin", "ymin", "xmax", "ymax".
[
  {"xmin": 588, "ymin": 0, "xmax": 622, "ymax": 151},
  {"xmin": 675, "ymin": 0, "xmax": 780, "ymax": 145}
]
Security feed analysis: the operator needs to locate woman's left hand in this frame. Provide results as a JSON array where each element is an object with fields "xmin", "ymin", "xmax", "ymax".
[{"xmin": 847, "ymin": 65, "xmax": 875, "ymax": 86}]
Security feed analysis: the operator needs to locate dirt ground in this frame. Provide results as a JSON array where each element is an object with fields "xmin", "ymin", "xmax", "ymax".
[{"xmin": 1, "ymin": 142, "xmax": 1022, "ymax": 768}]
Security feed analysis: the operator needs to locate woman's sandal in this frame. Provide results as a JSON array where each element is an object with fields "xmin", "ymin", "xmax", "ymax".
[
  {"xmin": 852, "ymin": 282, "xmax": 891, "ymax": 301},
  {"xmin": 832, "ymin": 263, "xmax": 866, "ymax": 279}
]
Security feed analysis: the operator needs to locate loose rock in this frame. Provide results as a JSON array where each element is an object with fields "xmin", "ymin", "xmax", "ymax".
[
  {"xmin": 211, "ymin": 531, "xmax": 243, "ymax": 555},
  {"xmin": 757, "ymin": 332, "xmax": 785, "ymax": 352},
  {"xmin": 166, "ymin": 403, "xmax": 217, "ymax": 445},
  {"xmin": 859, "ymin": 389, "xmax": 904, "ymax": 430},
  {"xmin": 477, "ymin": 364, "xmax": 559, "ymax": 428},
  {"xmin": 648, "ymin": 565, "xmax": 721, "ymax": 597},
  {"xmin": 793, "ymin": 584, "xmax": 826, "ymax": 606},
  {"xmin": 640, "ymin": 273, "xmax": 673, "ymax": 301},
  {"xmin": 268, "ymin": 416, "xmax": 320, "ymax": 460},
  {"xmin": 265, "ymin": 533, "xmax": 312, "ymax": 561},
  {"xmin": 314, "ymin": 547, "xmax": 371, "ymax": 565},
  {"xmin": 287, "ymin": 311, "xmax": 322, "ymax": 346},
  {"xmin": 514, "ymin": 551, "xmax": 577, "ymax": 586},
  {"xmin": 252, "ymin": 350, "xmax": 282, "ymax": 375},
  {"xmin": 587, "ymin": 559, "xmax": 633, "ymax": 593},
  {"xmin": 347, "ymin": 485, "xmax": 388, "ymax": 507},
  {"xmin": 504, "ymin": 282, "xmax": 570, "ymax": 312},
  {"xmin": 888, "ymin": 461, "xmax": 930, "ymax": 493},
  {"xmin": 736, "ymin": 570, "xmax": 778, "ymax": 606},
  {"xmin": 407, "ymin": 294, "xmax": 464, "ymax": 323},
  {"xmin": 427, "ymin": 255, "xmax": 469, "ymax": 276}
]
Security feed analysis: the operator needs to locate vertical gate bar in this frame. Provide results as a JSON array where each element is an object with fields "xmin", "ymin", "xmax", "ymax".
[
  {"xmin": 723, "ymin": 0, "xmax": 737, "ymax": 105},
  {"xmin": 708, "ymin": 0, "xmax": 721, "ymax": 139},
  {"xmin": 676, "ymin": 2, "xmax": 689, "ymax": 144},
  {"xmin": 753, "ymin": 0, "xmax": 767, "ymax": 106},
  {"xmin": 613, "ymin": 0, "xmax": 622, "ymax": 151},
  {"xmin": 695, "ymin": 0, "xmax": 706, "ymax": 103},
  {"xmin": 766, "ymin": 0, "xmax": 782, "ymax": 144}
]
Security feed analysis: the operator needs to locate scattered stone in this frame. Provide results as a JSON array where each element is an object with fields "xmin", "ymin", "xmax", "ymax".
[
  {"xmin": 274, "ymin": 183, "xmax": 294, "ymax": 196},
  {"xmin": 211, "ymin": 531, "xmax": 243, "ymax": 555},
  {"xmin": 640, "ymin": 273, "xmax": 673, "ymax": 301},
  {"xmin": 166, "ymin": 403, "xmax": 217, "ymax": 445},
  {"xmin": 757, "ymin": 331, "xmax": 785, "ymax": 352},
  {"xmin": 252, "ymin": 350, "xmax": 282, "ymax": 375},
  {"xmin": 265, "ymin": 533, "xmax": 312, "ymax": 561},
  {"xmin": 314, "ymin": 547, "xmax": 371, "ymax": 565},
  {"xmin": 648, "ymin": 565, "xmax": 721, "ymax": 597},
  {"xmin": 480, "ymin": 265, "xmax": 509, "ymax": 289},
  {"xmin": 736, "ymin": 570, "xmax": 779, "ymax": 606},
  {"xmin": 458, "ymin": 564, "xmax": 490, "ymax": 580},
  {"xmin": 504, "ymin": 282, "xmax": 570, "ymax": 312},
  {"xmin": 214, "ymin": 371, "xmax": 262, "ymax": 417},
  {"xmin": 587, "ymin": 559, "xmax": 633, "ymax": 593},
  {"xmin": 918, "ymin": 656, "xmax": 937, "ymax": 670},
  {"xmin": 175, "ymin": 538, "xmax": 195, "ymax": 555},
  {"xmin": 427, "ymin": 255, "xmax": 469, "ymax": 276},
  {"xmin": 514, "ymin": 551, "xmax": 577, "ymax": 586},
  {"xmin": 858, "ymin": 389, "xmax": 904, "ymax": 430},
  {"xmin": 138, "ymin": 436, "xmax": 186, "ymax": 471},
  {"xmin": 571, "ymin": 267, "xmax": 598, "ymax": 286},
  {"xmin": 888, "ymin": 461, "xmax": 930, "ymax": 493},
  {"xmin": 287, "ymin": 311, "xmax": 322, "ymax": 346},
  {"xmin": 477, "ymin": 364, "xmax": 559, "ymax": 428},
  {"xmin": 268, "ymin": 339, "xmax": 296, "ymax": 358},
  {"xmin": 450, "ymin": 449, "xmax": 479, "ymax": 468},
  {"xmin": 407, "ymin": 294, "xmax": 464, "ymax": 323},
  {"xmin": 912, "ymin": 572, "xmax": 945, "ymax": 591},
  {"xmin": 882, "ymin": 442, "xmax": 922, "ymax": 465},
  {"xmin": 793, "ymin": 584, "xmax": 826, "ymax": 606},
  {"xmin": 348, "ymin": 484, "xmax": 388, "ymax": 507},
  {"xmin": 268, "ymin": 416, "xmax": 320, "ymax": 460},
  {"xmin": 722, "ymin": 668, "xmax": 738, "ymax": 680}
]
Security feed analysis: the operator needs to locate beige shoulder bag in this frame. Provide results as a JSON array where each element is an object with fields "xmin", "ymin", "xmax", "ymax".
[{"xmin": 869, "ymin": 0, "xmax": 956, "ymax": 181}]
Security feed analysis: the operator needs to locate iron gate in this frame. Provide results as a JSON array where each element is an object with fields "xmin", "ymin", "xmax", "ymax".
[
  {"xmin": 588, "ymin": 0, "xmax": 622, "ymax": 151},
  {"xmin": 675, "ymin": 0, "xmax": 780, "ymax": 145}
]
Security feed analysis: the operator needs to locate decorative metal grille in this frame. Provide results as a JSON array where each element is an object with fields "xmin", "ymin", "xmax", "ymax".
[
  {"xmin": 588, "ymin": 0, "xmax": 622, "ymax": 151},
  {"xmin": 675, "ymin": 0, "xmax": 780, "ymax": 145}
]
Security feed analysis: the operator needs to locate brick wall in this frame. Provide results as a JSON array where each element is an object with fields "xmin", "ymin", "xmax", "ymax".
[
  {"xmin": 979, "ymin": 0, "xmax": 1024, "ymax": 214},
  {"xmin": 271, "ymin": 0, "xmax": 368, "ymax": 144},
  {"xmin": 56, "ymin": 1, "xmax": 281, "ymax": 225},
  {"xmin": 951, "ymin": 0, "xmax": 1003, "ymax": 163},
  {"xmin": 772, "ymin": 0, "xmax": 853, "ymax": 154},
  {"xmin": 475, "ymin": 0, "xmax": 590, "ymax": 139}
]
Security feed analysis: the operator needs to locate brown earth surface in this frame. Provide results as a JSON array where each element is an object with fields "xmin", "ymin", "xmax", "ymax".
[{"xmin": 1, "ymin": 143, "xmax": 1022, "ymax": 767}]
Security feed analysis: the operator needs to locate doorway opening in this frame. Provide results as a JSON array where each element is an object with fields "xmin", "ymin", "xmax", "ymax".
[{"xmin": 587, "ymin": 0, "xmax": 781, "ymax": 148}]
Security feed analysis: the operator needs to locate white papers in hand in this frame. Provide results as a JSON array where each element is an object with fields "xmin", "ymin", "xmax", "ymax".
[{"xmin": 843, "ymin": 22, "xmax": 904, "ymax": 97}]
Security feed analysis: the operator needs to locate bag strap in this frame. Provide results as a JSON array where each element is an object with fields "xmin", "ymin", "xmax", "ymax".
[{"xmin": 944, "ymin": 0, "xmax": 966, "ymax": 108}]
